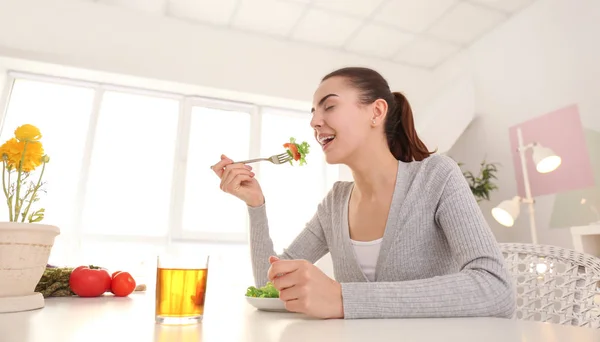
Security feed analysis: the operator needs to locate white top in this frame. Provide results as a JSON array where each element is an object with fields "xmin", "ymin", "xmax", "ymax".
[
  {"xmin": 350, "ymin": 238, "xmax": 382, "ymax": 281},
  {"xmin": 2, "ymin": 287, "xmax": 599, "ymax": 342}
]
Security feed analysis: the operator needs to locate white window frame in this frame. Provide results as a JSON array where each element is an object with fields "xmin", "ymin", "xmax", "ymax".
[{"xmin": 0, "ymin": 70, "xmax": 337, "ymax": 252}]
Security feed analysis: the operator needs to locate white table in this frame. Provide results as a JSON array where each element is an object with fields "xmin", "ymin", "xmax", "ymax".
[{"xmin": 1, "ymin": 284, "xmax": 600, "ymax": 342}]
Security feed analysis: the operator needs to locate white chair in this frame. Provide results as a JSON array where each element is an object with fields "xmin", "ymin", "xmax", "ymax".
[{"xmin": 500, "ymin": 243, "xmax": 600, "ymax": 329}]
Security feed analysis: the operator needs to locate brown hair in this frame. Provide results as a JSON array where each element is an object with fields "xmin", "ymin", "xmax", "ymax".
[{"xmin": 321, "ymin": 67, "xmax": 434, "ymax": 162}]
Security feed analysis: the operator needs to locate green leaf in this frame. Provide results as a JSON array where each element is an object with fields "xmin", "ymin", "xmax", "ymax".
[
  {"xmin": 245, "ymin": 282, "xmax": 279, "ymax": 298},
  {"xmin": 457, "ymin": 159, "xmax": 501, "ymax": 202},
  {"xmin": 27, "ymin": 208, "xmax": 45, "ymax": 223},
  {"xmin": 284, "ymin": 137, "xmax": 310, "ymax": 166}
]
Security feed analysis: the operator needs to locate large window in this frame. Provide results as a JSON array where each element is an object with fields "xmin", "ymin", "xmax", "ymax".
[{"xmin": 0, "ymin": 72, "xmax": 339, "ymax": 270}]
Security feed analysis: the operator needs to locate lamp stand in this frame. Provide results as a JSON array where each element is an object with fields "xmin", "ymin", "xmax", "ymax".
[{"xmin": 517, "ymin": 128, "xmax": 538, "ymax": 244}]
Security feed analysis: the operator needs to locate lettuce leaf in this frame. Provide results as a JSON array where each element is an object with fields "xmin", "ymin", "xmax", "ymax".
[{"xmin": 245, "ymin": 282, "xmax": 279, "ymax": 298}]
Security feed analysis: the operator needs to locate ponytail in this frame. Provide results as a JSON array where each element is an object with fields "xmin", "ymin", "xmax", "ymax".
[{"xmin": 385, "ymin": 92, "xmax": 435, "ymax": 162}]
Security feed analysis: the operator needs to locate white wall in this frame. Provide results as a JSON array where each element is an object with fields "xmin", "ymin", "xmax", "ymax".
[
  {"xmin": 417, "ymin": 74, "xmax": 475, "ymax": 154},
  {"xmin": 0, "ymin": 0, "xmax": 435, "ymax": 113},
  {"xmin": 444, "ymin": 0, "xmax": 600, "ymax": 248}
]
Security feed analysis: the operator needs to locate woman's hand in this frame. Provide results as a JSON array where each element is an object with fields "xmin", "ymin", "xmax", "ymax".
[
  {"xmin": 268, "ymin": 256, "xmax": 344, "ymax": 319},
  {"xmin": 211, "ymin": 154, "xmax": 265, "ymax": 207}
]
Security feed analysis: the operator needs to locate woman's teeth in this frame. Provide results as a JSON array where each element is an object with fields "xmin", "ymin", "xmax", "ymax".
[{"xmin": 319, "ymin": 135, "xmax": 335, "ymax": 145}]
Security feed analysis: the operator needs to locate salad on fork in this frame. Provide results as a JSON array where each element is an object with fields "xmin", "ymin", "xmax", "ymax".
[
  {"xmin": 226, "ymin": 137, "xmax": 310, "ymax": 167},
  {"xmin": 283, "ymin": 137, "xmax": 310, "ymax": 166}
]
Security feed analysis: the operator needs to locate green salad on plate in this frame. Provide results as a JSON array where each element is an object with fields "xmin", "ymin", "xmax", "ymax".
[{"xmin": 245, "ymin": 282, "xmax": 279, "ymax": 298}]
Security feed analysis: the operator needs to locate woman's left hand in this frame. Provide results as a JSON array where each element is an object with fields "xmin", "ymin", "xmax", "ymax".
[{"xmin": 267, "ymin": 256, "xmax": 344, "ymax": 319}]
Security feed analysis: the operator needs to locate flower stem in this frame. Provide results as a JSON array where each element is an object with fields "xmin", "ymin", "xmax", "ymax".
[
  {"xmin": 7, "ymin": 163, "xmax": 12, "ymax": 219},
  {"xmin": 2, "ymin": 159, "xmax": 13, "ymax": 221},
  {"xmin": 21, "ymin": 161, "xmax": 45, "ymax": 223},
  {"xmin": 14, "ymin": 142, "xmax": 28, "ymax": 222}
]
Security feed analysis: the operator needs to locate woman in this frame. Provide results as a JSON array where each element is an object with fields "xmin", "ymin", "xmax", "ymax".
[{"xmin": 211, "ymin": 67, "xmax": 516, "ymax": 320}]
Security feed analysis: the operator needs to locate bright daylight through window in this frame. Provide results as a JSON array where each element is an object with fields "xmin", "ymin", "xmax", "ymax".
[
  {"xmin": 82, "ymin": 91, "xmax": 179, "ymax": 238},
  {"xmin": 0, "ymin": 73, "xmax": 339, "ymax": 270},
  {"xmin": 181, "ymin": 105, "xmax": 251, "ymax": 241}
]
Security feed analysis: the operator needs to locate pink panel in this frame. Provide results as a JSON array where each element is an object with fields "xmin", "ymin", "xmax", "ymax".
[{"xmin": 508, "ymin": 104, "xmax": 594, "ymax": 197}]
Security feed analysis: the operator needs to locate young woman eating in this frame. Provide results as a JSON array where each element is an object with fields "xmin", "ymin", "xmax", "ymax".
[{"xmin": 211, "ymin": 67, "xmax": 516, "ymax": 320}]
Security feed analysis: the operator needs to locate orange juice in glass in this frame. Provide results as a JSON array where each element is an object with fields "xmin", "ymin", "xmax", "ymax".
[{"xmin": 155, "ymin": 255, "xmax": 209, "ymax": 325}]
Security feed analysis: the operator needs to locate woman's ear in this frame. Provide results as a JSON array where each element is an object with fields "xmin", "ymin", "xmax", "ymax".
[{"xmin": 370, "ymin": 98, "xmax": 388, "ymax": 125}]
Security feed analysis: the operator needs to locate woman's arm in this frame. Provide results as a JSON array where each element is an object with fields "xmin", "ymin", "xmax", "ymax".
[
  {"xmin": 339, "ymin": 162, "xmax": 516, "ymax": 319},
  {"xmin": 248, "ymin": 200, "xmax": 329, "ymax": 288}
]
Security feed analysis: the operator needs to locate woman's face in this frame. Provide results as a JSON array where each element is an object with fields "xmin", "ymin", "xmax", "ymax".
[{"xmin": 311, "ymin": 76, "xmax": 383, "ymax": 165}]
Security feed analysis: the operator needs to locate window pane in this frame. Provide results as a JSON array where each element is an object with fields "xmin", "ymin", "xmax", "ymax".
[
  {"xmin": 0, "ymin": 79, "xmax": 94, "ymax": 232},
  {"xmin": 82, "ymin": 91, "xmax": 179, "ymax": 236},
  {"xmin": 259, "ymin": 109, "xmax": 329, "ymax": 252},
  {"xmin": 182, "ymin": 106, "xmax": 251, "ymax": 235}
]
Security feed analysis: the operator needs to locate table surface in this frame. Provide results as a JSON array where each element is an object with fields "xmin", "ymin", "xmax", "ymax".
[{"xmin": 1, "ymin": 284, "xmax": 600, "ymax": 342}]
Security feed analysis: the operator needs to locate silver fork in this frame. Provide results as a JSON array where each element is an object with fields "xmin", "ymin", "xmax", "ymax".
[{"xmin": 234, "ymin": 152, "xmax": 292, "ymax": 165}]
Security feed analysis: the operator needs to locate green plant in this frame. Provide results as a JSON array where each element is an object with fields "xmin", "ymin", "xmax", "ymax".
[{"xmin": 458, "ymin": 160, "xmax": 500, "ymax": 202}]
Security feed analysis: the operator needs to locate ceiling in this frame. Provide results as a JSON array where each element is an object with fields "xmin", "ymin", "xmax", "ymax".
[{"xmin": 88, "ymin": 0, "xmax": 536, "ymax": 69}]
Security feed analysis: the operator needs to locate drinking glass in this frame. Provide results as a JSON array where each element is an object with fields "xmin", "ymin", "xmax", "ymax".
[{"xmin": 155, "ymin": 254, "xmax": 209, "ymax": 325}]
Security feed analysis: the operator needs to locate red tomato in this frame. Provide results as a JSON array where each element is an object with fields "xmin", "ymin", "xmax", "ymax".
[
  {"xmin": 111, "ymin": 272, "xmax": 136, "ymax": 297},
  {"xmin": 284, "ymin": 143, "xmax": 300, "ymax": 161},
  {"xmin": 69, "ymin": 266, "xmax": 112, "ymax": 297},
  {"xmin": 109, "ymin": 271, "xmax": 122, "ymax": 293}
]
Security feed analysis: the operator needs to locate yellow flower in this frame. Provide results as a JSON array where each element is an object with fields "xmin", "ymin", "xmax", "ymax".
[
  {"xmin": 14, "ymin": 124, "xmax": 42, "ymax": 142},
  {"xmin": 21, "ymin": 142, "xmax": 45, "ymax": 172},
  {"xmin": 0, "ymin": 138, "xmax": 45, "ymax": 172},
  {"xmin": 0, "ymin": 138, "xmax": 21, "ymax": 166}
]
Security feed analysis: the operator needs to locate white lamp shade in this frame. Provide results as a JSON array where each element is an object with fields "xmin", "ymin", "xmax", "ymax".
[
  {"xmin": 492, "ymin": 197, "xmax": 521, "ymax": 227},
  {"xmin": 532, "ymin": 145, "xmax": 561, "ymax": 173}
]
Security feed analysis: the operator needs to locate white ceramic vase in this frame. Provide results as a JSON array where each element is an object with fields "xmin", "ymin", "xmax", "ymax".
[{"xmin": 0, "ymin": 222, "xmax": 60, "ymax": 313}]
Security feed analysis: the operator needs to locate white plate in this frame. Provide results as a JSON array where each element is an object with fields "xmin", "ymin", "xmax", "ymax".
[{"xmin": 245, "ymin": 296, "xmax": 289, "ymax": 312}]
